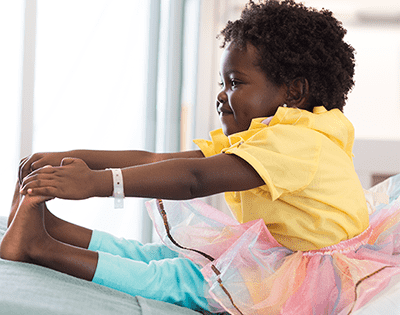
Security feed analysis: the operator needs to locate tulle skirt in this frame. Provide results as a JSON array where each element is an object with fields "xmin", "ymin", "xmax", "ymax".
[{"xmin": 146, "ymin": 174, "xmax": 400, "ymax": 315}]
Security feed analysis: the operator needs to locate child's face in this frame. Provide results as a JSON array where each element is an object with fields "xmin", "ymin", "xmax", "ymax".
[{"xmin": 217, "ymin": 42, "xmax": 286, "ymax": 136}]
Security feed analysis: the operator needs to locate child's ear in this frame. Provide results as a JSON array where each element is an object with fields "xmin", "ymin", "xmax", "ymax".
[{"xmin": 286, "ymin": 77, "xmax": 310, "ymax": 110}]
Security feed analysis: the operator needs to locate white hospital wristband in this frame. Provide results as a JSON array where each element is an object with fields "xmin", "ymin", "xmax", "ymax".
[{"xmin": 107, "ymin": 168, "xmax": 124, "ymax": 209}]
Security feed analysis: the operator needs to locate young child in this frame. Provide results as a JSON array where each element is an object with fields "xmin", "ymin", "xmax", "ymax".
[{"xmin": 2, "ymin": 0, "xmax": 400, "ymax": 314}]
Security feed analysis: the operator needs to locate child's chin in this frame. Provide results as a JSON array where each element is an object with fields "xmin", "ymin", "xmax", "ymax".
[
  {"xmin": 220, "ymin": 119, "xmax": 239, "ymax": 136},
  {"xmin": 221, "ymin": 125, "xmax": 233, "ymax": 136},
  {"xmin": 221, "ymin": 123, "xmax": 247, "ymax": 136}
]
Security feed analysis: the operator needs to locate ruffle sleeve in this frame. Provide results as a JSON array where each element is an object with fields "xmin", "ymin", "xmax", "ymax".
[
  {"xmin": 193, "ymin": 120, "xmax": 321, "ymax": 201},
  {"xmin": 223, "ymin": 124, "xmax": 321, "ymax": 201},
  {"xmin": 193, "ymin": 129, "xmax": 230, "ymax": 157}
]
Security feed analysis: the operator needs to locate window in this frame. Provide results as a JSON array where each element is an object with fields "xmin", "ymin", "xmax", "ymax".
[
  {"xmin": 26, "ymin": 0, "xmax": 150, "ymax": 240},
  {"xmin": 2, "ymin": 0, "xmax": 202, "ymax": 242},
  {"xmin": 0, "ymin": 1, "xmax": 25, "ymax": 220}
]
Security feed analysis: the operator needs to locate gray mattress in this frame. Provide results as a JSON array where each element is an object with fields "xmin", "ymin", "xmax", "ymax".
[{"xmin": 0, "ymin": 216, "xmax": 204, "ymax": 315}]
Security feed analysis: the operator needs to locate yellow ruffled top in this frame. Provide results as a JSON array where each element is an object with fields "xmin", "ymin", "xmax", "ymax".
[{"xmin": 193, "ymin": 106, "xmax": 369, "ymax": 251}]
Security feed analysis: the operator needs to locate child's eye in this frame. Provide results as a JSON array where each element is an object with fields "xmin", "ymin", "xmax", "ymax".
[{"xmin": 230, "ymin": 79, "xmax": 239, "ymax": 87}]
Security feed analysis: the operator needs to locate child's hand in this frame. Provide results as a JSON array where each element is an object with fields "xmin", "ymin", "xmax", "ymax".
[
  {"xmin": 20, "ymin": 158, "xmax": 98, "ymax": 200},
  {"xmin": 19, "ymin": 152, "xmax": 67, "ymax": 184}
]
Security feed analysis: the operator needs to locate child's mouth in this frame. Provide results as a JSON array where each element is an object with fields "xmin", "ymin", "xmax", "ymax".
[{"xmin": 217, "ymin": 106, "xmax": 232, "ymax": 115}]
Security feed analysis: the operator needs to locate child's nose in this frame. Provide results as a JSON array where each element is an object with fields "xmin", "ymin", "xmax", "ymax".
[{"xmin": 216, "ymin": 90, "xmax": 227, "ymax": 104}]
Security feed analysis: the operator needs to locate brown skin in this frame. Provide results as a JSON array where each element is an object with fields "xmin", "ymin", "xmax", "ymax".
[
  {"xmin": 18, "ymin": 149, "xmax": 205, "ymax": 182},
  {"xmin": 1, "ymin": 190, "xmax": 97, "ymax": 280},
  {"xmin": 18, "ymin": 153, "xmax": 266, "ymax": 201},
  {"xmin": 8, "ymin": 181, "xmax": 93, "ymax": 249},
  {"xmin": 1, "ymin": 42, "xmax": 310, "ymax": 283},
  {"xmin": 217, "ymin": 43, "xmax": 287, "ymax": 136}
]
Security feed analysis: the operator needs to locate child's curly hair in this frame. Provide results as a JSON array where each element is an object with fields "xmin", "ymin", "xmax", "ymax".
[{"xmin": 219, "ymin": 0, "xmax": 356, "ymax": 111}]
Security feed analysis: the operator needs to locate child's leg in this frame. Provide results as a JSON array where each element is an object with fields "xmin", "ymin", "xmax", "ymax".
[
  {"xmin": 10, "ymin": 181, "xmax": 177, "ymax": 262},
  {"xmin": 9, "ymin": 181, "xmax": 93, "ymax": 249},
  {"xmin": 0, "ymin": 196, "xmax": 209, "ymax": 311},
  {"xmin": 92, "ymin": 252, "xmax": 208, "ymax": 311},
  {"xmin": 88, "ymin": 230, "xmax": 178, "ymax": 262},
  {"xmin": 1, "ymin": 194, "xmax": 97, "ymax": 280}
]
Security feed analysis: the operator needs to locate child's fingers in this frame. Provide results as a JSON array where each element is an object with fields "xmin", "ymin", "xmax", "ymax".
[
  {"xmin": 19, "ymin": 154, "xmax": 38, "ymax": 181},
  {"xmin": 20, "ymin": 174, "xmax": 57, "ymax": 195},
  {"xmin": 18, "ymin": 156, "xmax": 30, "ymax": 184},
  {"xmin": 18, "ymin": 154, "xmax": 47, "ymax": 183},
  {"xmin": 21, "ymin": 166, "xmax": 55, "ymax": 181},
  {"xmin": 23, "ymin": 186, "xmax": 58, "ymax": 198},
  {"xmin": 20, "ymin": 169, "xmax": 56, "ymax": 194},
  {"xmin": 21, "ymin": 178, "xmax": 55, "ymax": 192}
]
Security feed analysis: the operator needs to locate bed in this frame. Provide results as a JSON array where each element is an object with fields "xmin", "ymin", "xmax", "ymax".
[
  {"xmin": 0, "ymin": 216, "xmax": 209, "ymax": 315},
  {"xmin": 1, "ymin": 214, "xmax": 400, "ymax": 315}
]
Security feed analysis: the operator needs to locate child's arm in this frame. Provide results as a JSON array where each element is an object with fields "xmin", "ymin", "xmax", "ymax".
[
  {"xmin": 20, "ymin": 153, "xmax": 265, "ymax": 200},
  {"xmin": 19, "ymin": 149, "xmax": 204, "ymax": 182}
]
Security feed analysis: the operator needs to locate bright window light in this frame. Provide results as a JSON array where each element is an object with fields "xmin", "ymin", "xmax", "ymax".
[
  {"xmin": 0, "ymin": 1, "xmax": 24, "ymax": 218},
  {"xmin": 31, "ymin": 0, "xmax": 150, "ymax": 239}
]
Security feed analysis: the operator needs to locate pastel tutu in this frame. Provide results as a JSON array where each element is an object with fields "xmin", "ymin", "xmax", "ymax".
[{"xmin": 146, "ymin": 174, "xmax": 400, "ymax": 315}]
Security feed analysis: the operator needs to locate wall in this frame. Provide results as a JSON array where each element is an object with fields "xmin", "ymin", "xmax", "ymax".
[{"xmin": 196, "ymin": 0, "xmax": 400, "ymax": 192}]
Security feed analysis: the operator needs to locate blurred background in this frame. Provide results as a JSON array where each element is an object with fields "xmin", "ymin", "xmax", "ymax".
[{"xmin": 1, "ymin": 0, "xmax": 399, "ymax": 242}]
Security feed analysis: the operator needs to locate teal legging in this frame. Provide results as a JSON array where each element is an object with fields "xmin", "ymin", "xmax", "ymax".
[{"xmin": 88, "ymin": 230, "xmax": 209, "ymax": 312}]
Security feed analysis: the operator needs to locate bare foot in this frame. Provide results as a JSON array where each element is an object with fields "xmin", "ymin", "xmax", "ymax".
[
  {"xmin": 0, "ymin": 194, "xmax": 52, "ymax": 263},
  {"xmin": 7, "ymin": 182, "xmax": 92, "ymax": 250},
  {"xmin": 8, "ymin": 181, "xmax": 56, "ymax": 231}
]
